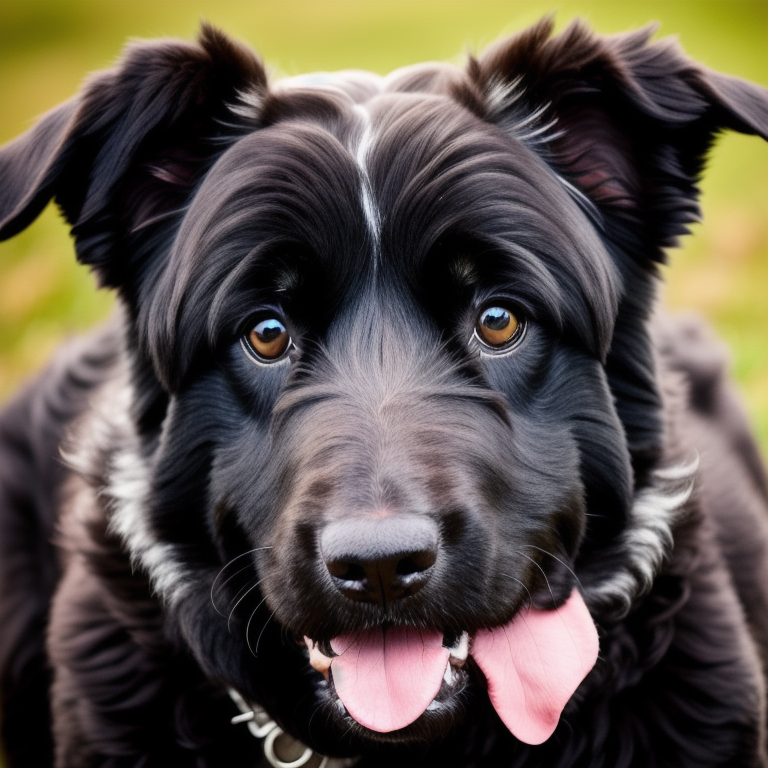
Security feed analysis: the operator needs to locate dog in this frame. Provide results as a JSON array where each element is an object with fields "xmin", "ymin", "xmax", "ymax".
[{"xmin": 1, "ymin": 16, "xmax": 767, "ymax": 768}]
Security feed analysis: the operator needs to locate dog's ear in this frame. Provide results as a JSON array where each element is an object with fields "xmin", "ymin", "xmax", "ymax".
[
  {"xmin": 471, "ymin": 17, "xmax": 768, "ymax": 259},
  {"xmin": 471, "ymin": 19, "xmax": 767, "ymax": 471},
  {"xmin": 0, "ymin": 24, "xmax": 267, "ymax": 291}
]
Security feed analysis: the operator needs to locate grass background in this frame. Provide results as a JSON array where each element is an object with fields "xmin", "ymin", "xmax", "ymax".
[{"xmin": 0, "ymin": 0, "xmax": 766, "ymax": 455}]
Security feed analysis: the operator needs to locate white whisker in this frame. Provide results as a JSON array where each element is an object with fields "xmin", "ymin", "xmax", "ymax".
[
  {"xmin": 517, "ymin": 551, "xmax": 557, "ymax": 609},
  {"xmin": 228, "ymin": 579, "xmax": 267, "ymax": 633},
  {"xmin": 520, "ymin": 545, "xmax": 583, "ymax": 591},
  {"xmin": 246, "ymin": 597, "xmax": 271, "ymax": 657}
]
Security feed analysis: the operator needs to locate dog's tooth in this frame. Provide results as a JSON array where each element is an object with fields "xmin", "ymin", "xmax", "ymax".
[
  {"xmin": 448, "ymin": 631, "xmax": 469, "ymax": 662},
  {"xmin": 426, "ymin": 699, "xmax": 443, "ymax": 712},
  {"xmin": 306, "ymin": 637, "xmax": 332, "ymax": 678},
  {"xmin": 443, "ymin": 660, "xmax": 452, "ymax": 685}
]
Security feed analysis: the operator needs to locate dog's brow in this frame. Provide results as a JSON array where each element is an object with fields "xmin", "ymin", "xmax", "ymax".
[
  {"xmin": 275, "ymin": 269, "xmax": 299, "ymax": 293},
  {"xmin": 449, "ymin": 257, "xmax": 478, "ymax": 286}
]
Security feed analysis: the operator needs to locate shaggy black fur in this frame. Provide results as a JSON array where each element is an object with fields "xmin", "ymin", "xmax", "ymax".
[{"xmin": 1, "ymin": 18, "xmax": 767, "ymax": 768}]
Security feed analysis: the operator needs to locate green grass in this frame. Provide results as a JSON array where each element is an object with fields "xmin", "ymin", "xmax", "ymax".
[{"xmin": 1, "ymin": 0, "xmax": 766, "ymax": 454}]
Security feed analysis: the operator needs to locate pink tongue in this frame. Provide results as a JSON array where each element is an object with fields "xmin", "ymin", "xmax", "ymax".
[
  {"xmin": 330, "ymin": 626, "xmax": 449, "ymax": 732},
  {"xmin": 328, "ymin": 590, "xmax": 598, "ymax": 741},
  {"xmin": 472, "ymin": 589, "xmax": 599, "ymax": 744}
]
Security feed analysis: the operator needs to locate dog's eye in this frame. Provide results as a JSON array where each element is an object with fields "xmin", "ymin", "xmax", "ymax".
[
  {"xmin": 243, "ymin": 316, "xmax": 292, "ymax": 362},
  {"xmin": 475, "ymin": 305, "xmax": 524, "ymax": 350}
]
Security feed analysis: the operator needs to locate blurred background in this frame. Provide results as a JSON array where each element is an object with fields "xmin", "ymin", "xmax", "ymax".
[{"xmin": 0, "ymin": 0, "xmax": 766, "ymax": 453}]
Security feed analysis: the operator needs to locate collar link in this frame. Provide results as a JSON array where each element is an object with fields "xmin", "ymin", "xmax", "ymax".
[{"xmin": 229, "ymin": 688, "xmax": 358, "ymax": 768}]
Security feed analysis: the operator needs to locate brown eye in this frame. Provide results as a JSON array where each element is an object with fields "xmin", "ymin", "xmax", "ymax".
[
  {"xmin": 475, "ymin": 305, "xmax": 522, "ymax": 350},
  {"xmin": 245, "ymin": 317, "xmax": 292, "ymax": 361}
]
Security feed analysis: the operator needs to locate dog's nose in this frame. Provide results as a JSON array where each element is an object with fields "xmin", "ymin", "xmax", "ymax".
[{"xmin": 321, "ymin": 516, "xmax": 438, "ymax": 606}]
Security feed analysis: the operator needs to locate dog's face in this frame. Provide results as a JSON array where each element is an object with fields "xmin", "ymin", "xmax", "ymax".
[
  {"xmin": 182, "ymin": 83, "xmax": 612, "ymax": 743},
  {"xmin": 1, "ymin": 18, "xmax": 766, "ymax": 758}
]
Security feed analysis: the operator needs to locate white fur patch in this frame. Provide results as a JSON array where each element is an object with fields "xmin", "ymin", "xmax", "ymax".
[
  {"xmin": 485, "ymin": 76, "xmax": 562, "ymax": 147},
  {"xmin": 352, "ymin": 104, "xmax": 382, "ymax": 256},
  {"xmin": 485, "ymin": 75, "xmax": 525, "ymax": 115},
  {"xmin": 62, "ymin": 365, "xmax": 195, "ymax": 608},
  {"xmin": 228, "ymin": 86, "xmax": 264, "ymax": 121},
  {"xmin": 107, "ymin": 447, "xmax": 194, "ymax": 607},
  {"xmin": 583, "ymin": 458, "xmax": 699, "ymax": 617}
]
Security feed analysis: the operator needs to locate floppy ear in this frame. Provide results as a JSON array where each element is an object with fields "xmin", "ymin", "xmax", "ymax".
[
  {"xmin": 472, "ymin": 18, "xmax": 768, "ymax": 256},
  {"xmin": 0, "ymin": 25, "xmax": 267, "ymax": 293},
  {"xmin": 471, "ymin": 19, "xmax": 768, "ymax": 473}
]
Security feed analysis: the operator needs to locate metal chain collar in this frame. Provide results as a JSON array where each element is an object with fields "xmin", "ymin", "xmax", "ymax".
[{"xmin": 229, "ymin": 689, "xmax": 358, "ymax": 768}]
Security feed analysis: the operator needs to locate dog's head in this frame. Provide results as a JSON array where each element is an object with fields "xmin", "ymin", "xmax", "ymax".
[{"xmin": 1, "ymin": 19, "xmax": 766, "ymax": 756}]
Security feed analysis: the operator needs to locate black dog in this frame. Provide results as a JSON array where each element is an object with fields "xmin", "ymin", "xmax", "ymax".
[{"xmin": 1, "ymin": 17, "xmax": 767, "ymax": 768}]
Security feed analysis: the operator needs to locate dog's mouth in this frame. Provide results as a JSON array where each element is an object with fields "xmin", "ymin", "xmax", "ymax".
[
  {"xmin": 300, "ymin": 589, "xmax": 599, "ymax": 745},
  {"xmin": 303, "ymin": 628, "xmax": 471, "ymax": 735}
]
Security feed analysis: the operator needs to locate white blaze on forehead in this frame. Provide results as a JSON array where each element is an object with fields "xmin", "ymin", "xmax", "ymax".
[{"xmin": 352, "ymin": 104, "xmax": 382, "ymax": 257}]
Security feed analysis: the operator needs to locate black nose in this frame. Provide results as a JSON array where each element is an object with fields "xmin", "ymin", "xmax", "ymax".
[{"xmin": 320, "ymin": 516, "xmax": 439, "ymax": 606}]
